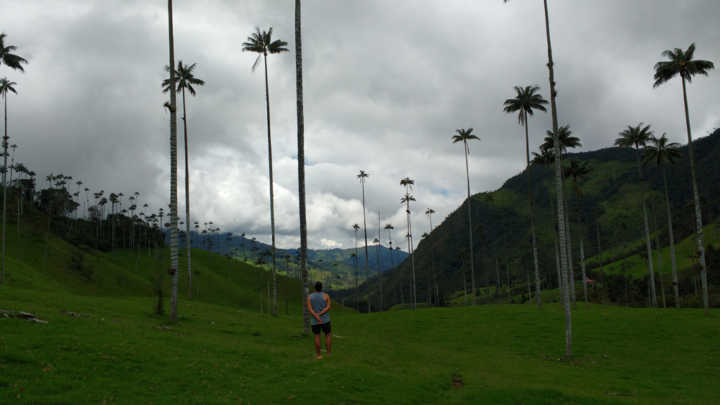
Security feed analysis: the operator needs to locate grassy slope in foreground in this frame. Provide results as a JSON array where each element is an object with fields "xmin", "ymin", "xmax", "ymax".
[{"xmin": 1, "ymin": 287, "xmax": 718, "ymax": 404}]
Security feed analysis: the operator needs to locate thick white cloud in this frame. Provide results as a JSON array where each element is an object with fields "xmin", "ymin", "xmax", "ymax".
[{"xmin": 2, "ymin": 0, "xmax": 719, "ymax": 250}]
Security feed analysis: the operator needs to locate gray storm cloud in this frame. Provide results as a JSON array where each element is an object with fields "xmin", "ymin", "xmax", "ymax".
[{"xmin": 2, "ymin": 0, "xmax": 719, "ymax": 249}]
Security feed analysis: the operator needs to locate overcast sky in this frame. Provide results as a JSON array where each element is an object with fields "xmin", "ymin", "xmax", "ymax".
[{"xmin": 2, "ymin": 0, "xmax": 719, "ymax": 250}]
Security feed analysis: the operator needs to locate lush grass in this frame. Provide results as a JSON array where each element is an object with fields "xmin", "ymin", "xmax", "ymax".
[
  {"xmin": 1, "ymin": 287, "xmax": 718, "ymax": 404},
  {"xmin": 1, "ymin": 215, "xmax": 718, "ymax": 403}
]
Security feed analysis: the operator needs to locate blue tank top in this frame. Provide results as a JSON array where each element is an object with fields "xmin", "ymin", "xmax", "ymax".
[{"xmin": 310, "ymin": 292, "xmax": 330, "ymax": 325}]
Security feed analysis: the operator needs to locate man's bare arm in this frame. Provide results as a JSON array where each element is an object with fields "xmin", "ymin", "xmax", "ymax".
[
  {"xmin": 316, "ymin": 294, "xmax": 331, "ymax": 316},
  {"xmin": 307, "ymin": 296, "xmax": 321, "ymax": 321}
]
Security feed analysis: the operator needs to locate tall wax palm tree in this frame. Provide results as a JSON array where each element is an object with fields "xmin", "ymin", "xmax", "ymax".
[
  {"xmin": 294, "ymin": 0, "xmax": 310, "ymax": 332},
  {"xmin": 353, "ymin": 223, "xmax": 360, "ymax": 310},
  {"xmin": 0, "ymin": 78, "xmax": 17, "ymax": 283},
  {"xmin": 242, "ymin": 27, "xmax": 288, "ymax": 316},
  {"xmin": 376, "ymin": 212, "xmax": 383, "ymax": 310},
  {"xmin": 503, "ymin": 85, "xmax": 548, "ymax": 308},
  {"xmin": 563, "ymin": 160, "xmax": 591, "ymax": 304},
  {"xmin": 373, "ymin": 236, "xmax": 382, "ymax": 310},
  {"xmin": 425, "ymin": 208, "xmax": 438, "ymax": 304},
  {"xmin": 357, "ymin": 170, "xmax": 371, "ymax": 311},
  {"xmin": 163, "ymin": 60, "xmax": 204, "ymax": 300},
  {"xmin": 545, "ymin": 125, "xmax": 581, "ymax": 304},
  {"xmin": 165, "ymin": 0, "xmax": 180, "ymax": 322},
  {"xmin": 400, "ymin": 177, "xmax": 417, "ymax": 310},
  {"xmin": 0, "ymin": 34, "xmax": 28, "ymax": 72},
  {"xmin": 451, "ymin": 128, "xmax": 479, "ymax": 305},
  {"xmin": 643, "ymin": 134, "xmax": 682, "ymax": 307},
  {"xmin": 653, "ymin": 43, "xmax": 714, "ymax": 314},
  {"xmin": 385, "ymin": 224, "xmax": 394, "ymax": 267},
  {"xmin": 615, "ymin": 123, "xmax": 657, "ymax": 307},
  {"xmin": 505, "ymin": 0, "xmax": 572, "ymax": 355}
]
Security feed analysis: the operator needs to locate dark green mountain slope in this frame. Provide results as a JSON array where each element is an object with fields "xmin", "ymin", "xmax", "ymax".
[{"xmin": 344, "ymin": 128, "xmax": 720, "ymax": 309}]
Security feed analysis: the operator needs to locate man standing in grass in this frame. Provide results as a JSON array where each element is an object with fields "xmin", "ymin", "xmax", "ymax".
[{"xmin": 307, "ymin": 281, "xmax": 331, "ymax": 359}]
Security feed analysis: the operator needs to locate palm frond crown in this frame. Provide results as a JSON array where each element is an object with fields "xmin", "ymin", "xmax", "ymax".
[
  {"xmin": 242, "ymin": 27, "xmax": 289, "ymax": 71},
  {"xmin": 0, "ymin": 33, "xmax": 28, "ymax": 72},
  {"xmin": 542, "ymin": 125, "xmax": 581, "ymax": 153},
  {"xmin": 0, "ymin": 78, "xmax": 18, "ymax": 96},
  {"xmin": 615, "ymin": 123, "xmax": 653, "ymax": 150},
  {"xmin": 642, "ymin": 133, "xmax": 682, "ymax": 168},
  {"xmin": 653, "ymin": 43, "xmax": 714, "ymax": 87},
  {"xmin": 503, "ymin": 85, "xmax": 548, "ymax": 125}
]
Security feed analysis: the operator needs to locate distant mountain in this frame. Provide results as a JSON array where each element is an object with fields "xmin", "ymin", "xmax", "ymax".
[
  {"xmin": 342, "ymin": 128, "xmax": 720, "ymax": 309},
  {"xmin": 168, "ymin": 231, "xmax": 408, "ymax": 290}
]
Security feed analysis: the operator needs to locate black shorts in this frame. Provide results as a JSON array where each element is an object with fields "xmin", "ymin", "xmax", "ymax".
[{"xmin": 311, "ymin": 322, "xmax": 331, "ymax": 335}]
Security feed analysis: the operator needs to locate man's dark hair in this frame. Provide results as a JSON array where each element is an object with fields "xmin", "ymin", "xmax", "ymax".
[{"xmin": 314, "ymin": 281, "xmax": 323, "ymax": 292}]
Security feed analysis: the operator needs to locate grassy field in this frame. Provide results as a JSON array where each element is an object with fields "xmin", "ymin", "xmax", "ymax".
[
  {"xmin": 1, "ymin": 216, "xmax": 719, "ymax": 404},
  {"xmin": 2, "ymin": 285, "xmax": 718, "ymax": 404}
]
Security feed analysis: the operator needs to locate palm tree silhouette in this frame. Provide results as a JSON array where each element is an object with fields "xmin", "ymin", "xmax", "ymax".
[
  {"xmin": 643, "ymin": 134, "xmax": 682, "ymax": 307},
  {"xmin": 163, "ymin": 60, "xmax": 204, "ymax": 300},
  {"xmin": 451, "ymin": 128, "xmax": 479, "ymax": 305},
  {"xmin": 504, "ymin": 85, "xmax": 548, "ymax": 308},
  {"xmin": 352, "ymin": 223, "xmax": 360, "ymax": 310},
  {"xmin": 563, "ymin": 160, "xmax": 591, "ymax": 304},
  {"xmin": 615, "ymin": 123, "xmax": 657, "ymax": 307},
  {"xmin": 653, "ymin": 43, "xmax": 714, "ymax": 314},
  {"xmin": 0, "ymin": 33, "xmax": 28, "ymax": 72},
  {"xmin": 373, "ymin": 236, "xmax": 382, "ymax": 310},
  {"xmin": 543, "ymin": 125, "xmax": 581, "ymax": 305},
  {"xmin": 243, "ymin": 27, "xmax": 288, "ymax": 316},
  {"xmin": 0, "ymin": 78, "xmax": 17, "ymax": 283},
  {"xmin": 384, "ymin": 223, "xmax": 395, "ymax": 268},
  {"xmin": 504, "ymin": 0, "xmax": 573, "ymax": 356},
  {"xmin": 356, "ymin": 170, "xmax": 371, "ymax": 311},
  {"xmin": 400, "ymin": 177, "xmax": 417, "ymax": 310},
  {"xmin": 164, "ymin": 0, "xmax": 180, "ymax": 322},
  {"xmin": 294, "ymin": 0, "xmax": 310, "ymax": 332},
  {"xmin": 425, "ymin": 208, "xmax": 437, "ymax": 305},
  {"xmin": 542, "ymin": 125, "xmax": 580, "ymax": 155}
]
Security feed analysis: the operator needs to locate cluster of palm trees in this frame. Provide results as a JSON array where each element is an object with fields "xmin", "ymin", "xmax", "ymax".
[
  {"xmin": 161, "ymin": 0, "xmax": 311, "ymax": 326},
  {"xmin": 0, "ymin": 33, "xmax": 27, "ymax": 283},
  {"xmin": 492, "ymin": 1, "xmax": 715, "ymax": 356}
]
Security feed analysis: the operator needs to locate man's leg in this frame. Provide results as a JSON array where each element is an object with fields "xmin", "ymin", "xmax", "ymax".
[
  {"xmin": 314, "ymin": 334, "xmax": 322, "ymax": 358},
  {"xmin": 325, "ymin": 332, "xmax": 331, "ymax": 355}
]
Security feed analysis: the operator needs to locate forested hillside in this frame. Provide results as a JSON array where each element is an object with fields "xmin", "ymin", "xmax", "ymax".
[{"xmin": 345, "ymin": 128, "xmax": 720, "ymax": 309}]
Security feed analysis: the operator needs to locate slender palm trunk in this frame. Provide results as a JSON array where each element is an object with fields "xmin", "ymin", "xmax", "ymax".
[
  {"xmin": 523, "ymin": 111, "xmax": 542, "ymax": 307},
  {"xmin": 181, "ymin": 87, "xmax": 193, "ymax": 299},
  {"xmin": 295, "ymin": 0, "xmax": 310, "ymax": 332},
  {"xmin": 354, "ymin": 232, "xmax": 359, "ymax": 310},
  {"xmin": 167, "ymin": 0, "xmax": 180, "ymax": 322},
  {"xmin": 555, "ymin": 235, "xmax": 562, "ymax": 293},
  {"xmin": 377, "ymin": 213, "xmax": 383, "ymax": 310},
  {"xmin": 633, "ymin": 146, "xmax": 657, "ymax": 307},
  {"xmin": 564, "ymin": 200, "xmax": 575, "ymax": 305},
  {"xmin": 427, "ymin": 214, "xmax": 436, "ymax": 306},
  {"xmin": 650, "ymin": 203, "xmax": 667, "ymax": 308},
  {"xmin": 495, "ymin": 257, "xmax": 500, "ymax": 297},
  {"xmin": 681, "ymin": 77, "xmax": 709, "ymax": 314},
  {"xmin": 580, "ymin": 239, "xmax": 588, "ymax": 303},
  {"xmin": 463, "ymin": 140, "xmax": 476, "ymax": 305},
  {"xmin": 261, "ymin": 52, "xmax": 278, "ymax": 316},
  {"xmin": 405, "ymin": 197, "xmax": 416, "ymax": 310},
  {"xmin": 662, "ymin": 169, "xmax": 680, "ymax": 307},
  {"xmin": 360, "ymin": 179, "xmax": 370, "ymax": 311},
  {"xmin": 1, "ymin": 93, "xmax": 7, "ymax": 283},
  {"xmin": 543, "ymin": 0, "xmax": 572, "ymax": 356}
]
